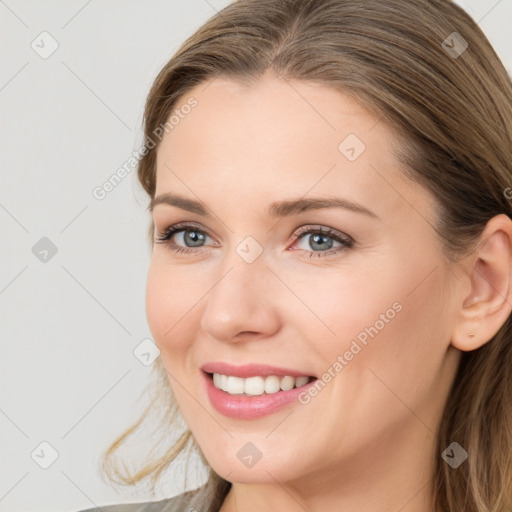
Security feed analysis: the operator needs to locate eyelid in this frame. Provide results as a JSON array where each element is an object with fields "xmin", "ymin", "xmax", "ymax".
[
  {"xmin": 156, "ymin": 222, "xmax": 352, "ymax": 242},
  {"xmin": 293, "ymin": 224, "xmax": 354, "ymax": 243},
  {"xmin": 156, "ymin": 221, "xmax": 216, "ymax": 242}
]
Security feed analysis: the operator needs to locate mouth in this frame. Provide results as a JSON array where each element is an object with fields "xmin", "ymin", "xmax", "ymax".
[
  {"xmin": 200, "ymin": 362, "xmax": 318, "ymax": 419},
  {"xmin": 205, "ymin": 372, "xmax": 316, "ymax": 396}
]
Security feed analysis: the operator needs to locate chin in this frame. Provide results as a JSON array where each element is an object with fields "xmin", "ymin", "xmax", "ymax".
[{"xmin": 203, "ymin": 449, "xmax": 304, "ymax": 484}]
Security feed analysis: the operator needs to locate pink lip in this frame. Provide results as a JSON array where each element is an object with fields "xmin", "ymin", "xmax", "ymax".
[
  {"xmin": 200, "ymin": 364, "xmax": 317, "ymax": 420},
  {"xmin": 201, "ymin": 362, "xmax": 315, "ymax": 378}
]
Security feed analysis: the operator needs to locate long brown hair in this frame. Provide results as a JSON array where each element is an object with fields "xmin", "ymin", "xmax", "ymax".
[{"xmin": 101, "ymin": 1, "xmax": 512, "ymax": 510}]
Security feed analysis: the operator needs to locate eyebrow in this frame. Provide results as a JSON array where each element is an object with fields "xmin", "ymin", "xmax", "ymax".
[{"xmin": 149, "ymin": 192, "xmax": 378, "ymax": 219}]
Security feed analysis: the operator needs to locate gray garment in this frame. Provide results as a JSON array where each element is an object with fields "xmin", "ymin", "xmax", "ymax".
[{"xmin": 75, "ymin": 482, "xmax": 226, "ymax": 512}]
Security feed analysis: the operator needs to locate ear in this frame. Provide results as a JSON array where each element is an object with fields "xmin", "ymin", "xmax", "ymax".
[{"xmin": 451, "ymin": 214, "xmax": 512, "ymax": 351}]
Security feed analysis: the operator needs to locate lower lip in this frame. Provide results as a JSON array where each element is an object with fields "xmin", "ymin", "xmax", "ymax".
[{"xmin": 202, "ymin": 372, "xmax": 316, "ymax": 420}]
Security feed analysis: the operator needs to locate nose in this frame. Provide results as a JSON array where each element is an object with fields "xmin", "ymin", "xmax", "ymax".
[{"xmin": 199, "ymin": 253, "xmax": 281, "ymax": 343}]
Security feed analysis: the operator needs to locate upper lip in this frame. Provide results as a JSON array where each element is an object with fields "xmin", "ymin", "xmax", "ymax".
[{"xmin": 201, "ymin": 362, "xmax": 316, "ymax": 378}]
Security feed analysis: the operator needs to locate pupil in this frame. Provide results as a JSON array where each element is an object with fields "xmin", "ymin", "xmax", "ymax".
[
  {"xmin": 311, "ymin": 234, "xmax": 333, "ymax": 251},
  {"xmin": 186, "ymin": 230, "xmax": 204, "ymax": 247}
]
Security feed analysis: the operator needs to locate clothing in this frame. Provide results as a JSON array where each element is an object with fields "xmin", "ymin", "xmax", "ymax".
[{"xmin": 76, "ymin": 480, "xmax": 230, "ymax": 512}]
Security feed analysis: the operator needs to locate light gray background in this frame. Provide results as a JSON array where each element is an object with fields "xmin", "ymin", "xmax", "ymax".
[{"xmin": 1, "ymin": 1, "xmax": 510, "ymax": 511}]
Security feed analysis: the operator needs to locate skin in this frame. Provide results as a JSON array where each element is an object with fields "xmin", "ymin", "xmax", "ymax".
[{"xmin": 146, "ymin": 70, "xmax": 512, "ymax": 512}]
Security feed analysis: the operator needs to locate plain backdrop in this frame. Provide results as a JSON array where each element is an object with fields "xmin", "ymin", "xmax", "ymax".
[{"xmin": 1, "ymin": 1, "xmax": 511, "ymax": 511}]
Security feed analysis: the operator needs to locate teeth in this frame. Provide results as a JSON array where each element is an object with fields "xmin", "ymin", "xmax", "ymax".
[
  {"xmin": 280, "ymin": 376, "xmax": 295, "ymax": 391},
  {"xmin": 212, "ymin": 373, "xmax": 311, "ymax": 395},
  {"xmin": 264, "ymin": 375, "xmax": 280, "ymax": 394},
  {"xmin": 295, "ymin": 376, "xmax": 309, "ymax": 387},
  {"xmin": 227, "ymin": 375, "xmax": 244, "ymax": 394}
]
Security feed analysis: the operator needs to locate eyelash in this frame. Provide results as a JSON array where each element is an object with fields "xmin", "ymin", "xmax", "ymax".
[{"xmin": 154, "ymin": 222, "xmax": 354, "ymax": 259}]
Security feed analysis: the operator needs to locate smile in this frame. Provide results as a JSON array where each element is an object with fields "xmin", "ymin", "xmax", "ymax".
[
  {"xmin": 211, "ymin": 373, "xmax": 312, "ymax": 395},
  {"xmin": 200, "ymin": 362, "xmax": 318, "ymax": 419}
]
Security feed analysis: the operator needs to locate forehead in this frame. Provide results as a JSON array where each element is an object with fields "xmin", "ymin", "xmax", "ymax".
[
  {"xmin": 154, "ymin": 74, "xmax": 435, "ymax": 223},
  {"xmin": 159, "ymin": 74, "xmax": 384, "ymax": 166}
]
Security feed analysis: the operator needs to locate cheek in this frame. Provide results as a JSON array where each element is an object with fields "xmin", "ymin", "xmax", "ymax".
[
  {"xmin": 330, "ymin": 253, "xmax": 445, "ymax": 353},
  {"xmin": 317, "ymin": 257, "xmax": 449, "ymax": 392},
  {"xmin": 379, "ymin": 277, "xmax": 450, "ymax": 386},
  {"xmin": 305, "ymin": 265, "xmax": 403, "ymax": 358},
  {"xmin": 145, "ymin": 258, "xmax": 199, "ymax": 358},
  {"xmin": 304, "ymin": 266, "xmax": 451, "ymax": 459},
  {"xmin": 334, "ymin": 268, "xmax": 450, "ymax": 422}
]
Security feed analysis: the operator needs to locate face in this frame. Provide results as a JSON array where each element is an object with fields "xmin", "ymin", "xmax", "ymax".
[{"xmin": 146, "ymin": 71, "xmax": 462, "ymax": 488}]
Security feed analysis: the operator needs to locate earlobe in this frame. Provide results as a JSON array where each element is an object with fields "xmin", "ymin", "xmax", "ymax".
[{"xmin": 451, "ymin": 214, "xmax": 512, "ymax": 352}]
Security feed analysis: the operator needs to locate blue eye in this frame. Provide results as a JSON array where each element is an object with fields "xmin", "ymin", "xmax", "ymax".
[
  {"xmin": 292, "ymin": 225, "xmax": 354, "ymax": 258},
  {"xmin": 155, "ymin": 223, "xmax": 354, "ymax": 258},
  {"xmin": 155, "ymin": 223, "xmax": 212, "ymax": 255}
]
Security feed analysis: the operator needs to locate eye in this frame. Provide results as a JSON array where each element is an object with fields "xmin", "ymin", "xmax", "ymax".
[
  {"xmin": 154, "ymin": 222, "xmax": 215, "ymax": 254},
  {"xmin": 291, "ymin": 225, "xmax": 354, "ymax": 258},
  {"xmin": 154, "ymin": 223, "xmax": 354, "ymax": 258}
]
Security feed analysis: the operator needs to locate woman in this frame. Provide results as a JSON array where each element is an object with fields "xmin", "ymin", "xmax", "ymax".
[{"xmin": 78, "ymin": 0, "xmax": 512, "ymax": 510}]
